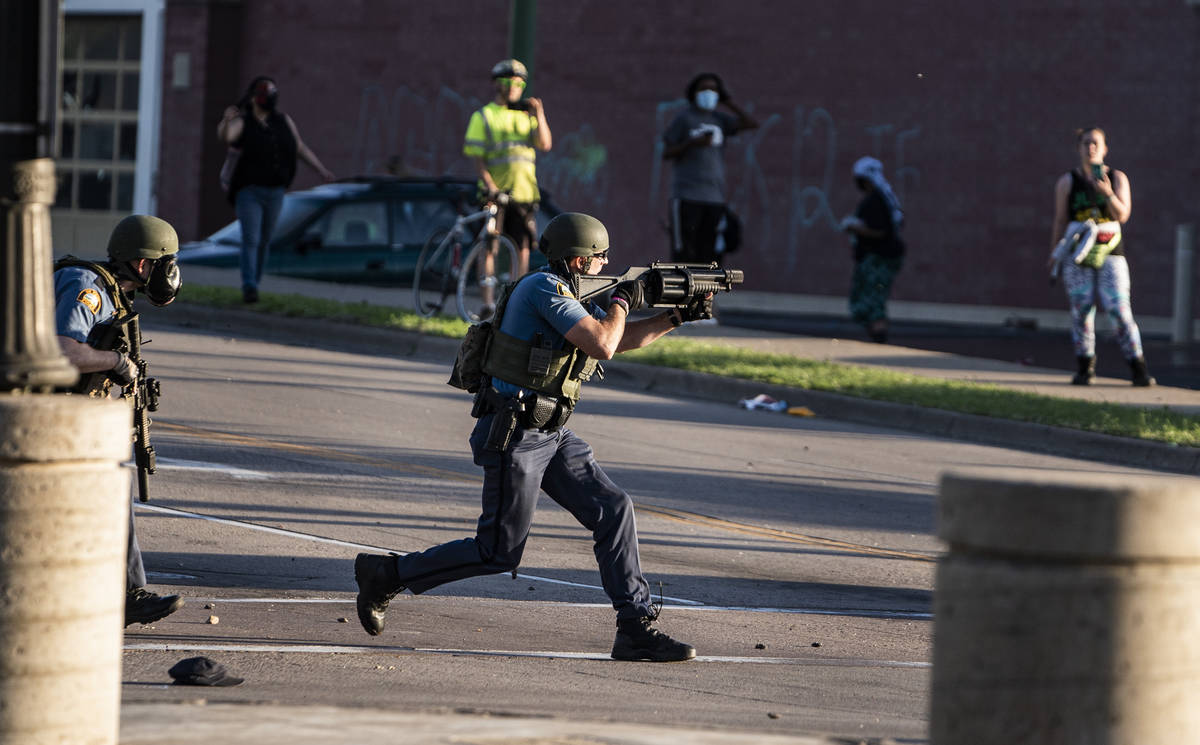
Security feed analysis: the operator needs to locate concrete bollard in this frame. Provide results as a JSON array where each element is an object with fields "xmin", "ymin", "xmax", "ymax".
[
  {"xmin": 0, "ymin": 395, "xmax": 131, "ymax": 745},
  {"xmin": 931, "ymin": 469, "xmax": 1200, "ymax": 744}
]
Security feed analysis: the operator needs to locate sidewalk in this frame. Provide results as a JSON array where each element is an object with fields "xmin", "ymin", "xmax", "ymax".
[{"xmin": 178, "ymin": 265, "xmax": 1200, "ymax": 474}]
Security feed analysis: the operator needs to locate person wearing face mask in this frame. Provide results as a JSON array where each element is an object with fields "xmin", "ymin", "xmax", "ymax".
[
  {"xmin": 218, "ymin": 76, "xmax": 334, "ymax": 303},
  {"xmin": 53, "ymin": 215, "xmax": 186, "ymax": 628},
  {"xmin": 661, "ymin": 72, "xmax": 757, "ymax": 271}
]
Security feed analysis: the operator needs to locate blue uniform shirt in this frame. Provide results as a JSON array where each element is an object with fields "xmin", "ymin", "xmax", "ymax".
[
  {"xmin": 492, "ymin": 269, "xmax": 605, "ymax": 398},
  {"xmin": 55, "ymin": 266, "xmax": 118, "ymax": 342}
]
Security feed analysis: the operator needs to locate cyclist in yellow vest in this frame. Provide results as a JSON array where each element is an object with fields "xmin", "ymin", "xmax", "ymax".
[{"xmin": 462, "ymin": 59, "xmax": 552, "ymax": 317}]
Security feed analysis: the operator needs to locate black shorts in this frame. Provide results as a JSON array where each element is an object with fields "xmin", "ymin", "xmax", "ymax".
[{"xmin": 497, "ymin": 200, "xmax": 539, "ymax": 250}]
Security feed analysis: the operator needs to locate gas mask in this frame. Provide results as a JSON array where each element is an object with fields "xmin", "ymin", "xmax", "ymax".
[
  {"xmin": 694, "ymin": 90, "xmax": 719, "ymax": 111},
  {"xmin": 143, "ymin": 256, "xmax": 182, "ymax": 306}
]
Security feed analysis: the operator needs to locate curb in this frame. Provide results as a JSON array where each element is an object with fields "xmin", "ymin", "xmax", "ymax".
[{"xmin": 164, "ymin": 302, "xmax": 1200, "ymax": 475}]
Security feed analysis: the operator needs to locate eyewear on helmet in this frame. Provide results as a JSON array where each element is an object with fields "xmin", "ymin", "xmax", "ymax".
[{"xmin": 497, "ymin": 77, "xmax": 526, "ymax": 89}]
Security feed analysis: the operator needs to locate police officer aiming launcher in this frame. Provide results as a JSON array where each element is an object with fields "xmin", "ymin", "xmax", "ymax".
[
  {"xmin": 355, "ymin": 212, "xmax": 740, "ymax": 661},
  {"xmin": 54, "ymin": 214, "xmax": 184, "ymax": 626}
]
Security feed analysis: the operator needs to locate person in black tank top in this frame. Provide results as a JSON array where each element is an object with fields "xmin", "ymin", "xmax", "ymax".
[
  {"xmin": 217, "ymin": 76, "xmax": 335, "ymax": 303},
  {"xmin": 1048, "ymin": 127, "xmax": 1153, "ymax": 386}
]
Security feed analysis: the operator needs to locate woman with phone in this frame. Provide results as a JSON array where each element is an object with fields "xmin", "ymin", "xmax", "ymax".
[{"xmin": 1048, "ymin": 127, "xmax": 1154, "ymax": 386}]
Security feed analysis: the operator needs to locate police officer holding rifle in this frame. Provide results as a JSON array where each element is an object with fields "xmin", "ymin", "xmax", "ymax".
[
  {"xmin": 355, "ymin": 212, "xmax": 740, "ymax": 661},
  {"xmin": 54, "ymin": 215, "xmax": 184, "ymax": 627}
]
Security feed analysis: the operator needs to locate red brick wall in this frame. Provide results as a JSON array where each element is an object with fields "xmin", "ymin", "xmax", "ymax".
[{"xmin": 158, "ymin": 0, "xmax": 1200, "ymax": 317}]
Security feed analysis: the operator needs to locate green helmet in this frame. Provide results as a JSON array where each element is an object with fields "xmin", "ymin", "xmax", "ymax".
[
  {"xmin": 540, "ymin": 213, "xmax": 609, "ymax": 262},
  {"xmin": 106, "ymin": 215, "xmax": 179, "ymax": 262},
  {"xmin": 491, "ymin": 58, "xmax": 528, "ymax": 80}
]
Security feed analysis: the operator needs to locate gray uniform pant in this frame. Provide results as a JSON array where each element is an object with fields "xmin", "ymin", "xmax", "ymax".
[
  {"xmin": 127, "ymin": 494, "xmax": 146, "ymax": 590},
  {"xmin": 393, "ymin": 416, "xmax": 653, "ymax": 620}
]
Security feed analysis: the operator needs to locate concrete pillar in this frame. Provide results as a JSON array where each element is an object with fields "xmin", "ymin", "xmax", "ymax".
[
  {"xmin": 932, "ymin": 469, "xmax": 1200, "ymax": 745},
  {"xmin": 0, "ymin": 395, "xmax": 131, "ymax": 745}
]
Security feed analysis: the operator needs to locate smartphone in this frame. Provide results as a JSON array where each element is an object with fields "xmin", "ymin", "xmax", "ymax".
[
  {"xmin": 507, "ymin": 100, "xmax": 531, "ymax": 112},
  {"xmin": 1091, "ymin": 163, "xmax": 1104, "ymax": 180}
]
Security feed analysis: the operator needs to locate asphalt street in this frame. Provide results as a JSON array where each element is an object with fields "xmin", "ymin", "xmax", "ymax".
[{"xmin": 115, "ymin": 308, "xmax": 1183, "ymax": 744}]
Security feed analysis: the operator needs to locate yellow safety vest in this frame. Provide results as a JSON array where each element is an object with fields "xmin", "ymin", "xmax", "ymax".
[{"xmin": 462, "ymin": 102, "xmax": 540, "ymax": 203}]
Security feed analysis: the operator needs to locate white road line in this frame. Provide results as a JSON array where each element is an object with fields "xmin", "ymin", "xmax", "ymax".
[
  {"xmin": 174, "ymin": 597, "xmax": 931, "ymax": 620},
  {"xmin": 154, "ymin": 458, "xmax": 271, "ymax": 480},
  {"xmin": 136, "ymin": 502, "xmax": 703, "ymax": 605},
  {"xmin": 122, "ymin": 641, "xmax": 929, "ymax": 668}
]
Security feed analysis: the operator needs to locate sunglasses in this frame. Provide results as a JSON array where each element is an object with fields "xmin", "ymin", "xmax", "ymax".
[
  {"xmin": 591, "ymin": 251, "xmax": 609, "ymax": 260},
  {"xmin": 498, "ymin": 77, "xmax": 527, "ymax": 89}
]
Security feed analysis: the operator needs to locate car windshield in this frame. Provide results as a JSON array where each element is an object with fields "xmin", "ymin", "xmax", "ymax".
[{"xmin": 208, "ymin": 195, "xmax": 327, "ymax": 245}]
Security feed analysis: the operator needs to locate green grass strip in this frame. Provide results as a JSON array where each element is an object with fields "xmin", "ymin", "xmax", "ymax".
[{"xmin": 180, "ymin": 283, "xmax": 1200, "ymax": 448}]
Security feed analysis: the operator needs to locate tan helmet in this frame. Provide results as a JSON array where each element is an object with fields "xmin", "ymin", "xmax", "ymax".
[
  {"xmin": 106, "ymin": 215, "xmax": 179, "ymax": 262},
  {"xmin": 490, "ymin": 58, "xmax": 528, "ymax": 80},
  {"xmin": 540, "ymin": 213, "xmax": 609, "ymax": 262}
]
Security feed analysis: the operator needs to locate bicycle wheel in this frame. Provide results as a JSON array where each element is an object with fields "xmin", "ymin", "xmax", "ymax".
[
  {"xmin": 456, "ymin": 234, "xmax": 519, "ymax": 323},
  {"xmin": 412, "ymin": 229, "xmax": 460, "ymax": 318}
]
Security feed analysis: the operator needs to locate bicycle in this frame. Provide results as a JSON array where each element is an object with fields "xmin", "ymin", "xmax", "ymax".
[{"xmin": 412, "ymin": 192, "xmax": 519, "ymax": 323}]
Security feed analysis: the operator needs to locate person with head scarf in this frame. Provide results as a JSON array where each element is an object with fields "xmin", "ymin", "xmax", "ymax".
[{"xmin": 840, "ymin": 156, "xmax": 906, "ymax": 343}]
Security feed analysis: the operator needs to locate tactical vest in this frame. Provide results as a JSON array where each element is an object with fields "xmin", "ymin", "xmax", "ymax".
[
  {"xmin": 481, "ymin": 274, "xmax": 600, "ymax": 406},
  {"xmin": 54, "ymin": 256, "xmax": 134, "ymax": 318},
  {"xmin": 54, "ymin": 256, "xmax": 134, "ymax": 395}
]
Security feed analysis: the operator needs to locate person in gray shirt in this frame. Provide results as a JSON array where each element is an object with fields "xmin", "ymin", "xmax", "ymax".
[{"xmin": 661, "ymin": 72, "xmax": 757, "ymax": 265}]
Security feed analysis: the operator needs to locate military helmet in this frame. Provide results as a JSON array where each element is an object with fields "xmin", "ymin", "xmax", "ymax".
[
  {"xmin": 540, "ymin": 213, "xmax": 609, "ymax": 262},
  {"xmin": 491, "ymin": 58, "xmax": 528, "ymax": 80},
  {"xmin": 106, "ymin": 215, "xmax": 179, "ymax": 262}
]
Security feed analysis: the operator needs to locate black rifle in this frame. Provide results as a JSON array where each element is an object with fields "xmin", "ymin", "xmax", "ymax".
[
  {"xmin": 576, "ymin": 262, "xmax": 744, "ymax": 306},
  {"xmin": 81, "ymin": 314, "xmax": 159, "ymax": 502}
]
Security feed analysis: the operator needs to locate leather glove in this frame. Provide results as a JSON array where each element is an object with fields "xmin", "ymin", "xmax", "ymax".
[
  {"xmin": 611, "ymin": 278, "xmax": 645, "ymax": 313},
  {"xmin": 109, "ymin": 352, "xmax": 137, "ymax": 387},
  {"xmin": 679, "ymin": 294, "xmax": 714, "ymax": 323}
]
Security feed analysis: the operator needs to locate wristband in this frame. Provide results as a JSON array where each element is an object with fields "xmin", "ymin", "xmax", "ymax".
[{"xmin": 610, "ymin": 296, "xmax": 630, "ymax": 314}]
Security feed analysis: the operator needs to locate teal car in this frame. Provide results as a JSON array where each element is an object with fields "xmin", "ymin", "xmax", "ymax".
[{"xmin": 178, "ymin": 177, "xmax": 554, "ymax": 285}]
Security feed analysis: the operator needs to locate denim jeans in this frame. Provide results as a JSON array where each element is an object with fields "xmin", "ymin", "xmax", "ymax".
[{"xmin": 235, "ymin": 184, "xmax": 285, "ymax": 290}]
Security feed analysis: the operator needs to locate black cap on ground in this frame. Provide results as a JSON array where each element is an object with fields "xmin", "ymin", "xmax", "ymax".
[{"xmin": 168, "ymin": 656, "xmax": 244, "ymax": 687}]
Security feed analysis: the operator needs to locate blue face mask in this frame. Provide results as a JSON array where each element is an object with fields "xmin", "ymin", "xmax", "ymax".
[{"xmin": 694, "ymin": 90, "xmax": 719, "ymax": 111}]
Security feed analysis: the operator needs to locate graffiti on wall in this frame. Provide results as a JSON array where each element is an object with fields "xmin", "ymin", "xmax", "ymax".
[{"xmin": 352, "ymin": 84, "xmax": 610, "ymax": 207}]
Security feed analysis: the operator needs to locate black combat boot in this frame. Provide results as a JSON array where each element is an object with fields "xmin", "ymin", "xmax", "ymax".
[
  {"xmin": 354, "ymin": 553, "xmax": 404, "ymax": 636},
  {"xmin": 1130, "ymin": 357, "xmax": 1156, "ymax": 387},
  {"xmin": 125, "ymin": 587, "xmax": 184, "ymax": 627},
  {"xmin": 611, "ymin": 615, "xmax": 696, "ymax": 662},
  {"xmin": 1071, "ymin": 355, "xmax": 1096, "ymax": 385}
]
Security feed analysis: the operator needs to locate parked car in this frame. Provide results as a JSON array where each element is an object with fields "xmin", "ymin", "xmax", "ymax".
[{"xmin": 177, "ymin": 177, "xmax": 557, "ymax": 285}]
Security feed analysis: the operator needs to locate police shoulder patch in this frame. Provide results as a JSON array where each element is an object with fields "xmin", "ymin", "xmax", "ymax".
[
  {"xmin": 76, "ymin": 288, "xmax": 102, "ymax": 315},
  {"xmin": 555, "ymin": 282, "xmax": 575, "ymax": 298}
]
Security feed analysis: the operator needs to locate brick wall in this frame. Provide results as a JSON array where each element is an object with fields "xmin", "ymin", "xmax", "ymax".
[{"xmin": 157, "ymin": 0, "xmax": 1200, "ymax": 317}]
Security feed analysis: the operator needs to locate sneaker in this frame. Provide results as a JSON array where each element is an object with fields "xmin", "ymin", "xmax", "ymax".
[
  {"xmin": 242, "ymin": 286, "xmax": 259, "ymax": 304},
  {"xmin": 354, "ymin": 553, "xmax": 404, "ymax": 636},
  {"xmin": 611, "ymin": 616, "xmax": 696, "ymax": 662},
  {"xmin": 125, "ymin": 587, "xmax": 184, "ymax": 627}
]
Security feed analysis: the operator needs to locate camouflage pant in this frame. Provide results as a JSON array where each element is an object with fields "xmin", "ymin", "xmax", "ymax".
[
  {"xmin": 849, "ymin": 254, "xmax": 903, "ymax": 325},
  {"xmin": 1062, "ymin": 254, "xmax": 1144, "ymax": 359}
]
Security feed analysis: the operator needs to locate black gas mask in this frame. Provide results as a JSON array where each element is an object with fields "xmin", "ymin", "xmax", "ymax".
[{"xmin": 143, "ymin": 256, "xmax": 182, "ymax": 306}]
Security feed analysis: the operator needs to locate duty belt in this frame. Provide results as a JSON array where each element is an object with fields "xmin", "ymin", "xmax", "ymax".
[{"xmin": 473, "ymin": 385, "xmax": 573, "ymax": 432}]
